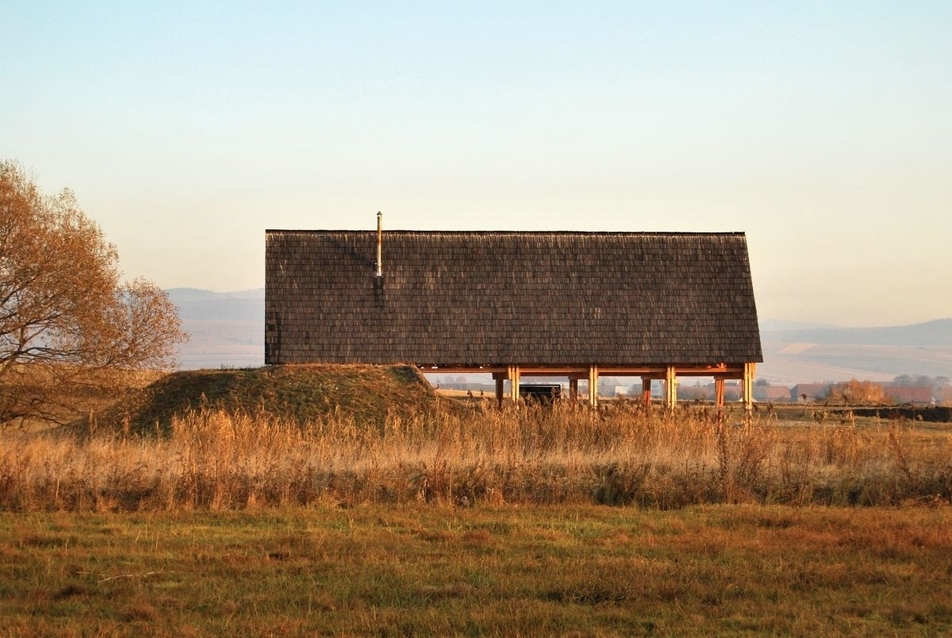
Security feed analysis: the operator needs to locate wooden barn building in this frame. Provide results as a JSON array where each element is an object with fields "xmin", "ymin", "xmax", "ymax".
[{"xmin": 265, "ymin": 216, "xmax": 763, "ymax": 408}]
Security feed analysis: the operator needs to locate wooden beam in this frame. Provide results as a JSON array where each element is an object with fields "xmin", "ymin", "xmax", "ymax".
[
  {"xmin": 584, "ymin": 365, "xmax": 667, "ymax": 377},
  {"xmin": 641, "ymin": 377, "xmax": 651, "ymax": 409},
  {"xmin": 569, "ymin": 378, "xmax": 579, "ymax": 401},
  {"xmin": 509, "ymin": 364, "xmax": 520, "ymax": 404},
  {"xmin": 665, "ymin": 365, "xmax": 677, "ymax": 409},
  {"xmin": 588, "ymin": 365, "xmax": 599, "ymax": 407},
  {"xmin": 418, "ymin": 363, "xmax": 749, "ymax": 378},
  {"xmin": 495, "ymin": 377, "xmax": 504, "ymax": 409},
  {"xmin": 715, "ymin": 378, "xmax": 725, "ymax": 408},
  {"xmin": 743, "ymin": 362, "xmax": 756, "ymax": 411}
]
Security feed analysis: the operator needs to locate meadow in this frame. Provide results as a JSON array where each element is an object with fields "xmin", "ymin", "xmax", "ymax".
[
  {"xmin": 3, "ymin": 504, "xmax": 952, "ymax": 636},
  {"xmin": 2, "ymin": 390, "xmax": 952, "ymax": 635}
]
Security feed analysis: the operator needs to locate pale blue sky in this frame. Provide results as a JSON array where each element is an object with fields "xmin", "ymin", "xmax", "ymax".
[{"xmin": 3, "ymin": 1, "xmax": 950, "ymax": 327}]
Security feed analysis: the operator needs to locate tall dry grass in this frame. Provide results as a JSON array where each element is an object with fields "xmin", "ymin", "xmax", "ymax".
[{"xmin": 2, "ymin": 401, "xmax": 951, "ymax": 511}]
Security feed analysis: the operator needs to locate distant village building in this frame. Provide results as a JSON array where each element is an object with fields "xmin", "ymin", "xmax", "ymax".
[
  {"xmin": 265, "ymin": 219, "xmax": 763, "ymax": 407},
  {"xmin": 883, "ymin": 386, "xmax": 933, "ymax": 405}
]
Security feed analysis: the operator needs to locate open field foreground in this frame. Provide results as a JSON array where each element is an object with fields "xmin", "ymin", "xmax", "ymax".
[
  {"xmin": 2, "ymin": 505, "xmax": 951, "ymax": 637},
  {"xmin": 3, "ymin": 366, "xmax": 952, "ymax": 635}
]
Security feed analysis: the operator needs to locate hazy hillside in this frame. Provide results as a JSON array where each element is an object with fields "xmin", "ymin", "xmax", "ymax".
[
  {"xmin": 167, "ymin": 288, "xmax": 264, "ymax": 369},
  {"xmin": 167, "ymin": 288, "xmax": 951, "ymax": 384},
  {"xmin": 167, "ymin": 287, "xmax": 264, "ymax": 321},
  {"xmin": 761, "ymin": 319, "xmax": 952, "ymax": 348},
  {"xmin": 758, "ymin": 318, "xmax": 952, "ymax": 385}
]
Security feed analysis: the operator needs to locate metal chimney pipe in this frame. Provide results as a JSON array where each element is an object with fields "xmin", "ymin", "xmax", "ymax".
[{"xmin": 375, "ymin": 211, "xmax": 383, "ymax": 277}]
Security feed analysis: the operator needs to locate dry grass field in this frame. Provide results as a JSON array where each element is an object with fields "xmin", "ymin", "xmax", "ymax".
[
  {"xmin": 2, "ymin": 367, "xmax": 951, "ymax": 635},
  {"xmin": 0, "ymin": 392, "xmax": 952, "ymax": 512},
  {"xmin": 3, "ymin": 393, "xmax": 951, "ymax": 512}
]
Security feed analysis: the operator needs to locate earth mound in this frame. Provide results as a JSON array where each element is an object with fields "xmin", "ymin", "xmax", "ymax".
[{"xmin": 92, "ymin": 364, "xmax": 443, "ymax": 433}]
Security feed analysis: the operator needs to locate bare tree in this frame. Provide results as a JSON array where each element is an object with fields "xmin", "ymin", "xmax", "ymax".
[{"xmin": 1, "ymin": 160, "xmax": 188, "ymax": 424}]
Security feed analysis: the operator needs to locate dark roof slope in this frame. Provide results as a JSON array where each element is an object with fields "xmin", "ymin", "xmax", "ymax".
[{"xmin": 265, "ymin": 230, "xmax": 762, "ymax": 366}]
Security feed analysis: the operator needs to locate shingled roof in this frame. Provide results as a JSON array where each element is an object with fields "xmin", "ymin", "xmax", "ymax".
[{"xmin": 265, "ymin": 230, "xmax": 762, "ymax": 367}]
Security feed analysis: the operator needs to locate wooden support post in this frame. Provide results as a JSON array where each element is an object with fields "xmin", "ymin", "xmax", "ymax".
[
  {"xmin": 665, "ymin": 365, "xmax": 677, "ymax": 410},
  {"xmin": 641, "ymin": 377, "xmax": 652, "ymax": 409},
  {"xmin": 715, "ymin": 378, "xmax": 725, "ymax": 408},
  {"xmin": 743, "ymin": 362, "xmax": 755, "ymax": 411},
  {"xmin": 509, "ymin": 365, "xmax": 521, "ymax": 405},
  {"xmin": 569, "ymin": 378, "xmax": 579, "ymax": 402},
  {"xmin": 495, "ymin": 377, "xmax": 504, "ymax": 409},
  {"xmin": 588, "ymin": 365, "xmax": 599, "ymax": 407}
]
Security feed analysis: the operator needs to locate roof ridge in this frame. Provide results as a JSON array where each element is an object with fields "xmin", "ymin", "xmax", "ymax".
[{"xmin": 266, "ymin": 229, "xmax": 748, "ymax": 236}]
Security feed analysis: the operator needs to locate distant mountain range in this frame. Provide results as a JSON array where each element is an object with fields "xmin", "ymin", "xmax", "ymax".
[
  {"xmin": 167, "ymin": 288, "xmax": 952, "ymax": 385},
  {"xmin": 759, "ymin": 319, "xmax": 952, "ymax": 385},
  {"xmin": 166, "ymin": 288, "xmax": 265, "ymax": 369},
  {"xmin": 167, "ymin": 287, "xmax": 265, "ymax": 320},
  {"xmin": 760, "ymin": 319, "xmax": 952, "ymax": 348}
]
